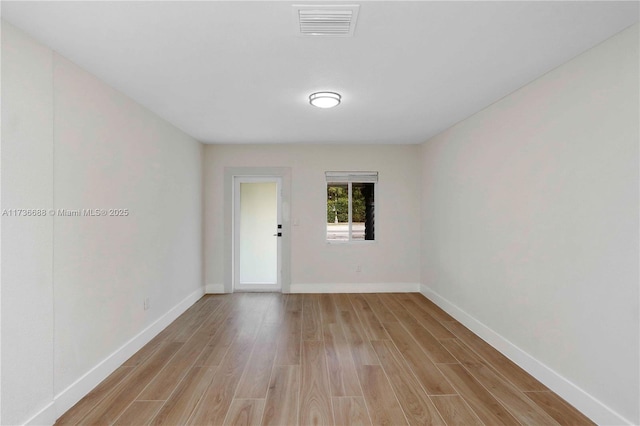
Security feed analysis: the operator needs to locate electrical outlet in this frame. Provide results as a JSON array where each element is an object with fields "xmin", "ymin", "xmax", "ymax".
[
  {"xmin": 356, "ymin": 265, "xmax": 362, "ymax": 272},
  {"xmin": 144, "ymin": 297, "xmax": 150, "ymax": 310}
]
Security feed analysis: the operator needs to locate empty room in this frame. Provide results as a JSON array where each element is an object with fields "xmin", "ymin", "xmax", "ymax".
[{"xmin": 1, "ymin": 1, "xmax": 638, "ymax": 425}]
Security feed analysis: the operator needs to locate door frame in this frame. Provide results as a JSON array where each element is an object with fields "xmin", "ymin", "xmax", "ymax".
[{"xmin": 224, "ymin": 167, "xmax": 291, "ymax": 293}]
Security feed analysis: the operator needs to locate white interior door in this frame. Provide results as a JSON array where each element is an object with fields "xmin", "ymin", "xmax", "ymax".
[{"xmin": 234, "ymin": 177, "xmax": 282, "ymax": 291}]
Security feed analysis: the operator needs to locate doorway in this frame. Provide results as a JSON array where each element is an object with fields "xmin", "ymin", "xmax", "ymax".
[
  {"xmin": 233, "ymin": 177, "xmax": 282, "ymax": 291},
  {"xmin": 224, "ymin": 167, "xmax": 291, "ymax": 293}
]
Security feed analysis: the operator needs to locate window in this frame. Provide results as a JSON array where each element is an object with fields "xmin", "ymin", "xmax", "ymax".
[{"xmin": 326, "ymin": 172, "xmax": 377, "ymax": 242}]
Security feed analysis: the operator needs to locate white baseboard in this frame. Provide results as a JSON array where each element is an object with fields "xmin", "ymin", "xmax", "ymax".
[
  {"xmin": 419, "ymin": 284, "xmax": 632, "ymax": 426},
  {"xmin": 290, "ymin": 283, "xmax": 420, "ymax": 293},
  {"xmin": 24, "ymin": 401, "xmax": 56, "ymax": 426},
  {"xmin": 205, "ymin": 283, "xmax": 225, "ymax": 293},
  {"xmin": 43, "ymin": 288, "xmax": 204, "ymax": 425}
]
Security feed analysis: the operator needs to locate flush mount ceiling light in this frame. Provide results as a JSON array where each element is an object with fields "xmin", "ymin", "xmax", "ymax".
[{"xmin": 309, "ymin": 92, "xmax": 341, "ymax": 108}]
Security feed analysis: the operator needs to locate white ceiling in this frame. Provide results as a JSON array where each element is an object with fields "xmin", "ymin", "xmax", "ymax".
[{"xmin": 2, "ymin": 1, "xmax": 638, "ymax": 145}]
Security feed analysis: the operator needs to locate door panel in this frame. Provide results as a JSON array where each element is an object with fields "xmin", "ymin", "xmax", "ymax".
[{"xmin": 234, "ymin": 177, "xmax": 282, "ymax": 291}]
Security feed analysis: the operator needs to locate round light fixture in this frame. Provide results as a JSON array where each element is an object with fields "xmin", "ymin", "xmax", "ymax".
[{"xmin": 309, "ymin": 92, "xmax": 341, "ymax": 108}]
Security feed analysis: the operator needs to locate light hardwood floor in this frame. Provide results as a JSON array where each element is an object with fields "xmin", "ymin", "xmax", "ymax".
[{"xmin": 56, "ymin": 293, "xmax": 595, "ymax": 425}]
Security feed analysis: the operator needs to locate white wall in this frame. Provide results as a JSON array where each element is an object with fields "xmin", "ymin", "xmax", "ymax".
[
  {"xmin": 1, "ymin": 21, "xmax": 55, "ymax": 426},
  {"xmin": 204, "ymin": 144, "xmax": 421, "ymax": 292},
  {"xmin": 420, "ymin": 24, "xmax": 639, "ymax": 425},
  {"xmin": 1, "ymin": 22, "xmax": 204, "ymax": 425}
]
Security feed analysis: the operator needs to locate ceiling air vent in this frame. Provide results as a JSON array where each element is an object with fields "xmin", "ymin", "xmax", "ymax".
[{"xmin": 293, "ymin": 5, "xmax": 360, "ymax": 37}]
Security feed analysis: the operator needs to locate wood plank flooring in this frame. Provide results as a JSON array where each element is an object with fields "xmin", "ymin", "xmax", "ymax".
[{"xmin": 55, "ymin": 293, "xmax": 595, "ymax": 425}]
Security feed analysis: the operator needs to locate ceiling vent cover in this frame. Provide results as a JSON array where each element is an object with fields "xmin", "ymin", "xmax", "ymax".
[{"xmin": 293, "ymin": 5, "xmax": 360, "ymax": 37}]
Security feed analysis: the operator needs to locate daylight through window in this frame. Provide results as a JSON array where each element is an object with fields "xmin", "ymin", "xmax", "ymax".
[{"xmin": 326, "ymin": 172, "xmax": 377, "ymax": 242}]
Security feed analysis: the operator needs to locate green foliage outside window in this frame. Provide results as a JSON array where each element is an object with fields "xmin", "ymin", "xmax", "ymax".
[{"xmin": 327, "ymin": 185, "xmax": 366, "ymax": 223}]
